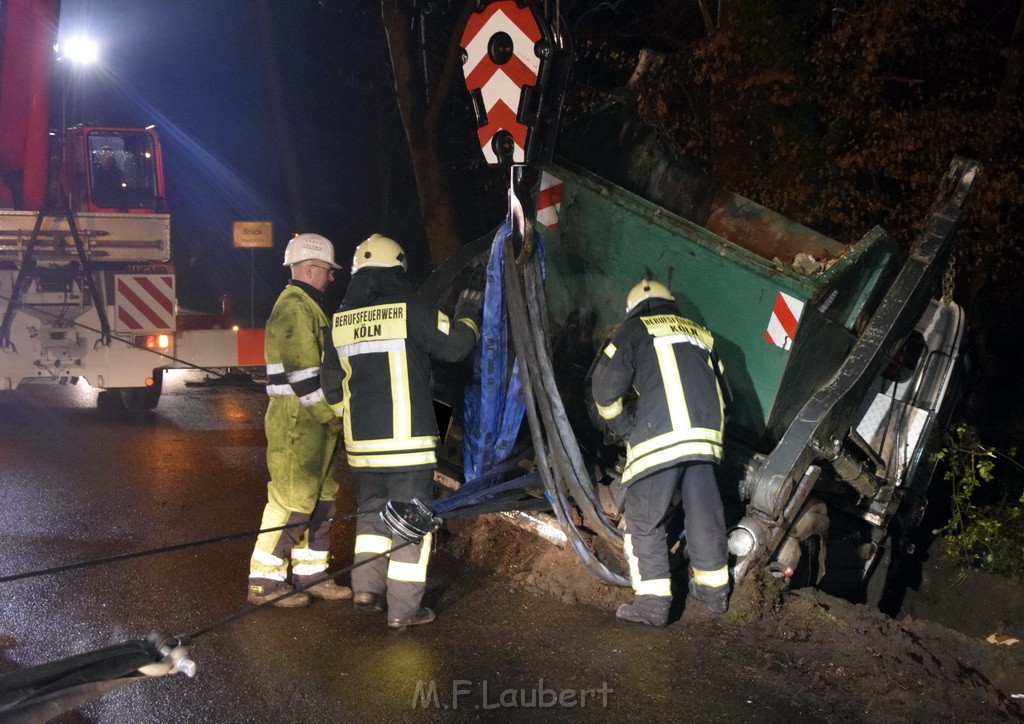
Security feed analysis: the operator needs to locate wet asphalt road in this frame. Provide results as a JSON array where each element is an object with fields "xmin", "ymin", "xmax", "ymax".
[{"xmin": 0, "ymin": 372, "xmax": 820, "ymax": 723}]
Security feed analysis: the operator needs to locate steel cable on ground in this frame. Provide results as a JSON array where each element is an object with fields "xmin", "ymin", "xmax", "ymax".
[
  {"xmin": 179, "ymin": 540, "xmax": 412, "ymax": 641},
  {"xmin": 1, "ymin": 476, "xmax": 565, "ymax": 659},
  {"xmin": 0, "ymin": 510, "xmax": 376, "ymax": 584},
  {"xmin": 0, "ymin": 533, "xmax": 416, "ymax": 719}
]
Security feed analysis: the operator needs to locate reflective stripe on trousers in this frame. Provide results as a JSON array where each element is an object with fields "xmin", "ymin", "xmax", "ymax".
[
  {"xmin": 623, "ymin": 461, "xmax": 727, "ymax": 598},
  {"xmin": 350, "ymin": 468, "xmax": 434, "ymax": 620},
  {"xmin": 624, "ymin": 533, "xmax": 672, "ymax": 597},
  {"xmin": 249, "ymin": 396, "xmax": 339, "ymax": 586}
]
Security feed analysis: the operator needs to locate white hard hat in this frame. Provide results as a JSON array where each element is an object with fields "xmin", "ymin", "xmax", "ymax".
[
  {"xmin": 351, "ymin": 233, "xmax": 407, "ymax": 274},
  {"xmin": 626, "ymin": 278, "xmax": 675, "ymax": 313},
  {"xmin": 283, "ymin": 233, "xmax": 341, "ymax": 268}
]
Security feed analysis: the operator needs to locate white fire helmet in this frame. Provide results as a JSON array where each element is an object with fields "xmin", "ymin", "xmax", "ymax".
[
  {"xmin": 283, "ymin": 233, "xmax": 341, "ymax": 268},
  {"xmin": 625, "ymin": 278, "xmax": 675, "ymax": 313},
  {"xmin": 351, "ymin": 233, "xmax": 407, "ymax": 274}
]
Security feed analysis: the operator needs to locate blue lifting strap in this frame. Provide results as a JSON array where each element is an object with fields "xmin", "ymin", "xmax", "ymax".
[{"xmin": 461, "ymin": 222, "xmax": 532, "ymax": 481}]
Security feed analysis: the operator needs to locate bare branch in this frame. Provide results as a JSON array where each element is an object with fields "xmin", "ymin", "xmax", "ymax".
[{"xmin": 695, "ymin": 0, "xmax": 716, "ymax": 37}]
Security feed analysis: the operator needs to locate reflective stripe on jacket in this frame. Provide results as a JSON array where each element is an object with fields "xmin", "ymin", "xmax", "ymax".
[
  {"xmin": 591, "ymin": 298, "xmax": 725, "ymax": 484},
  {"xmin": 264, "ymin": 282, "xmax": 335, "ymax": 425},
  {"xmin": 321, "ymin": 270, "xmax": 478, "ymax": 471}
]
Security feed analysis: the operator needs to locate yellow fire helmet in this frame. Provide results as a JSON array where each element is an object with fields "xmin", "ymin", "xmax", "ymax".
[
  {"xmin": 351, "ymin": 233, "xmax": 407, "ymax": 274},
  {"xmin": 625, "ymin": 278, "xmax": 675, "ymax": 313}
]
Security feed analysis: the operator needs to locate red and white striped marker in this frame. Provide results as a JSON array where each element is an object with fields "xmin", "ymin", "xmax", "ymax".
[
  {"xmin": 764, "ymin": 291, "xmax": 804, "ymax": 350},
  {"xmin": 115, "ymin": 274, "xmax": 176, "ymax": 332},
  {"xmin": 536, "ymin": 172, "xmax": 564, "ymax": 229},
  {"xmin": 461, "ymin": 1, "xmax": 542, "ymax": 164}
]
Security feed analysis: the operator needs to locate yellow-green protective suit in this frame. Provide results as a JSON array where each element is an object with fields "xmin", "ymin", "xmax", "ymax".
[{"xmin": 248, "ymin": 283, "xmax": 339, "ymax": 597}]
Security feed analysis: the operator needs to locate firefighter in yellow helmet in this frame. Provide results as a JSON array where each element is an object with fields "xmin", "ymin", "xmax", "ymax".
[
  {"xmin": 321, "ymin": 233, "xmax": 482, "ymax": 628},
  {"xmin": 246, "ymin": 233, "xmax": 353, "ymax": 607},
  {"xmin": 591, "ymin": 278, "xmax": 731, "ymax": 625}
]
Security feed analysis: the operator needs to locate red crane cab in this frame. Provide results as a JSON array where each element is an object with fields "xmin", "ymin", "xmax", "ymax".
[{"xmin": 63, "ymin": 125, "xmax": 166, "ymax": 213}]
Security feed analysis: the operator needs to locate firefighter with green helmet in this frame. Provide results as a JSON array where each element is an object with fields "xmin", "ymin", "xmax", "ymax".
[
  {"xmin": 591, "ymin": 278, "xmax": 731, "ymax": 625},
  {"xmin": 246, "ymin": 233, "xmax": 353, "ymax": 607},
  {"xmin": 321, "ymin": 233, "xmax": 482, "ymax": 628}
]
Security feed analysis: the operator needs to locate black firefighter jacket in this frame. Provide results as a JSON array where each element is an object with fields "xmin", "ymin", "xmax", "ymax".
[
  {"xmin": 321, "ymin": 267, "xmax": 479, "ymax": 472},
  {"xmin": 591, "ymin": 298, "xmax": 727, "ymax": 485}
]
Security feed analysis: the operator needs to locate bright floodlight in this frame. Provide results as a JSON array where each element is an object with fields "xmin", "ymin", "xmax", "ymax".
[{"xmin": 61, "ymin": 36, "xmax": 99, "ymax": 65}]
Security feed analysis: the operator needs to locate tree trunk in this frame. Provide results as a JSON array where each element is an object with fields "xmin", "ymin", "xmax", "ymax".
[
  {"xmin": 695, "ymin": 0, "xmax": 716, "ymax": 36},
  {"xmin": 380, "ymin": 0, "xmax": 473, "ymax": 267},
  {"xmin": 998, "ymin": 1, "xmax": 1024, "ymax": 108},
  {"xmin": 255, "ymin": 0, "xmax": 308, "ymax": 230}
]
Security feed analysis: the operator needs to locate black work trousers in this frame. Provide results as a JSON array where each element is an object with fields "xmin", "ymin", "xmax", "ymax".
[
  {"xmin": 624, "ymin": 461, "xmax": 728, "ymax": 589},
  {"xmin": 350, "ymin": 468, "xmax": 434, "ymax": 620}
]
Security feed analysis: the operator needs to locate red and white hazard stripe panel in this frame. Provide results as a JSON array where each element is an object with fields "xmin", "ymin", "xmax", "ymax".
[
  {"xmin": 536, "ymin": 172, "xmax": 564, "ymax": 229},
  {"xmin": 115, "ymin": 274, "xmax": 176, "ymax": 332},
  {"xmin": 461, "ymin": 1, "xmax": 542, "ymax": 164},
  {"xmin": 764, "ymin": 291, "xmax": 805, "ymax": 350}
]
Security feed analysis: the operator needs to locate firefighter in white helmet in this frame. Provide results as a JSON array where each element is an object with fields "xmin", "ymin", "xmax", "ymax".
[
  {"xmin": 246, "ymin": 233, "xmax": 353, "ymax": 607},
  {"xmin": 321, "ymin": 233, "xmax": 482, "ymax": 628},
  {"xmin": 591, "ymin": 278, "xmax": 731, "ymax": 625}
]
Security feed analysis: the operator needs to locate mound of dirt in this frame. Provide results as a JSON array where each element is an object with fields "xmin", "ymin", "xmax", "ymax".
[
  {"xmin": 445, "ymin": 514, "xmax": 1024, "ymax": 720},
  {"xmin": 444, "ymin": 514, "xmax": 632, "ymax": 610}
]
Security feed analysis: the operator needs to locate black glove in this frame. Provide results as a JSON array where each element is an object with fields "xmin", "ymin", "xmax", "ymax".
[
  {"xmin": 454, "ymin": 288, "xmax": 483, "ymax": 325},
  {"xmin": 606, "ymin": 410, "xmax": 635, "ymax": 439}
]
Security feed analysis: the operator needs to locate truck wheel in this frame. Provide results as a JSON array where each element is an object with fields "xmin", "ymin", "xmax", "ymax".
[
  {"xmin": 114, "ymin": 370, "xmax": 163, "ymax": 410},
  {"xmin": 96, "ymin": 389, "xmax": 125, "ymax": 411},
  {"xmin": 120, "ymin": 386, "xmax": 161, "ymax": 410}
]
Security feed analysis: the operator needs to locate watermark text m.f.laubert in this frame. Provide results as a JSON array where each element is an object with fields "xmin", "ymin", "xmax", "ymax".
[{"xmin": 412, "ymin": 678, "xmax": 613, "ymax": 710}]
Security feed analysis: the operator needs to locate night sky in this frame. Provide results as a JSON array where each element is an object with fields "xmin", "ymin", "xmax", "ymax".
[{"xmin": 58, "ymin": 0, "xmax": 427, "ymax": 324}]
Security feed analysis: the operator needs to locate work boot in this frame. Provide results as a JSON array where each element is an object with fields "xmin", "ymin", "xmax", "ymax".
[
  {"xmin": 353, "ymin": 591, "xmax": 385, "ymax": 612},
  {"xmin": 614, "ymin": 602, "xmax": 671, "ymax": 626},
  {"xmin": 247, "ymin": 583, "xmax": 311, "ymax": 608},
  {"xmin": 615, "ymin": 595, "xmax": 670, "ymax": 627},
  {"xmin": 387, "ymin": 607, "xmax": 435, "ymax": 629},
  {"xmin": 302, "ymin": 579, "xmax": 353, "ymax": 601},
  {"xmin": 688, "ymin": 578, "xmax": 729, "ymax": 614}
]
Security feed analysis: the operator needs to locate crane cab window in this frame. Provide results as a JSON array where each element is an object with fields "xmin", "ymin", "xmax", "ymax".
[{"xmin": 87, "ymin": 132, "xmax": 158, "ymax": 211}]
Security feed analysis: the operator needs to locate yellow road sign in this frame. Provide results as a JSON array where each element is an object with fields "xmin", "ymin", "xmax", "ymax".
[{"xmin": 233, "ymin": 221, "xmax": 273, "ymax": 249}]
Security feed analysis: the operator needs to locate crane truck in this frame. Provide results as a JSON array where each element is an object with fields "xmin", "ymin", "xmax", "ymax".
[{"xmin": 0, "ymin": 0, "xmax": 263, "ymax": 410}]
